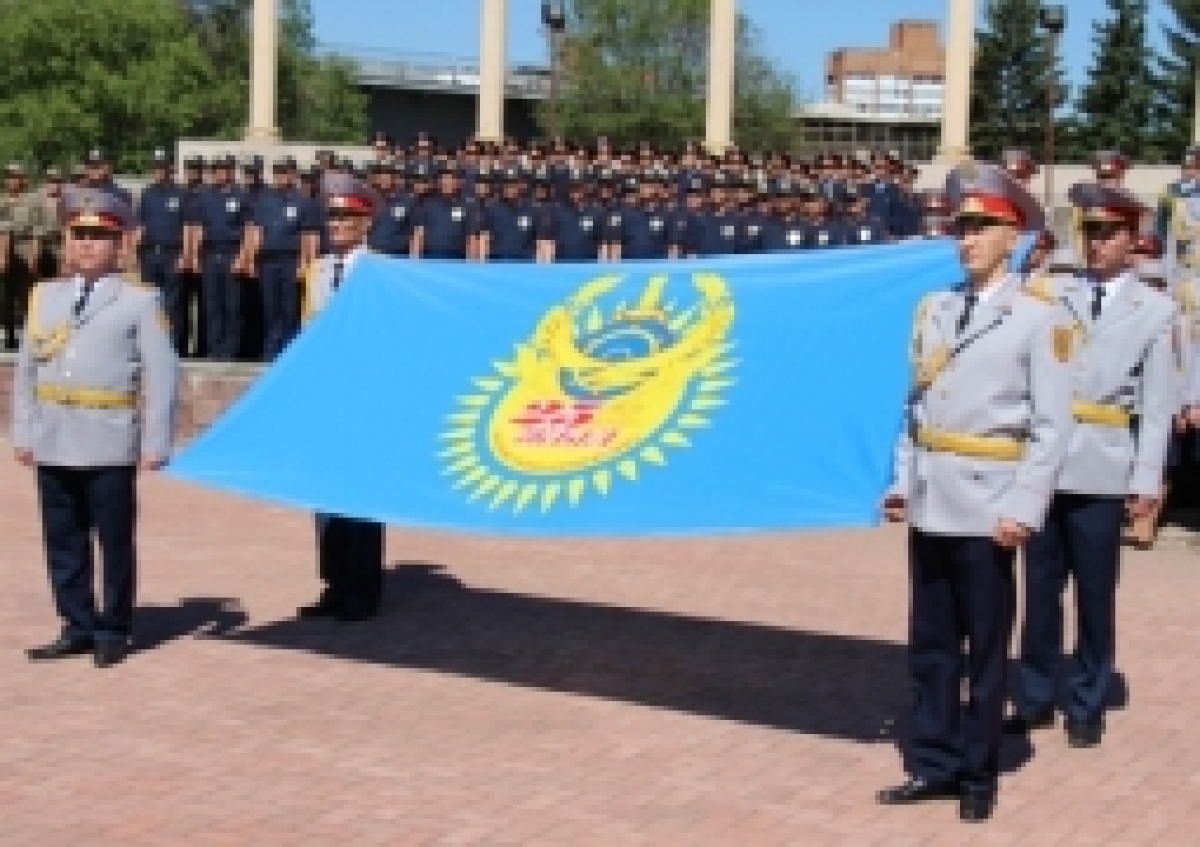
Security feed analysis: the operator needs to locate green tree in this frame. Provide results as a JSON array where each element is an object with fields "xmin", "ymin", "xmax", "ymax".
[
  {"xmin": 0, "ymin": 0, "xmax": 228, "ymax": 172},
  {"xmin": 970, "ymin": 0, "xmax": 1067, "ymax": 160},
  {"xmin": 1075, "ymin": 0, "xmax": 1159, "ymax": 161},
  {"xmin": 545, "ymin": 0, "xmax": 796, "ymax": 151},
  {"xmin": 1158, "ymin": 0, "xmax": 1200, "ymax": 155}
]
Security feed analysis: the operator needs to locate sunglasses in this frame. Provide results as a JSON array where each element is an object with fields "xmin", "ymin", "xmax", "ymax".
[
  {"xmin": 326, "ymin": 209, "xmax": 366, "ymax": 221},
  {"xmin": 953, "ymin": 216, "xmax": 1008, "ymax": 237},
  {"xmin": 1081, "ymin": 221, "xmax": 1129, "ymax": 241},
  {"xmin": 71, "ymin": 228, "xmax": 121, "ymax": 242}
]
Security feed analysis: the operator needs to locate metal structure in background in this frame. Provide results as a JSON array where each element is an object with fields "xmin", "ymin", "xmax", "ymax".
[
  {"xmin": 542, "ymin": 1, "xmax": 567, "ymax": 140},
  {"xmin": 1040, "ymin": 4, "xmax": 1066, "ymax": 209}
]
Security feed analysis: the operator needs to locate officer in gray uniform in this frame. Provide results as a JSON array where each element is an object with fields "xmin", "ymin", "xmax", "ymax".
[
  {"xmin": 11, "ymin": 187, "xmax": 178, "ymax": 668},
  {"xmin": 1008, "ymin": 183, "xmax": 1178, "ymax": 748},
  {"xmin": 297, "ymin": 173, "xmax": 385, "ymax": 622},
  {"xmin": 879, "ymin": 163, "xmax": 1073, "ymax": 822}
]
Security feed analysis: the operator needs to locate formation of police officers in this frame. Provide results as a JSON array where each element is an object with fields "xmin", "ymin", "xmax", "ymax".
[
  {"xmin": 879, "ymin": 146, "xmax": 1200, "ymax": 822},
  {"xmin": 3, "ymin": 134, "xmax": 932, "ymax": 363},
  {"xmin": 10, "ymin": 133, "xmax": 1200, "ymax": 824}
]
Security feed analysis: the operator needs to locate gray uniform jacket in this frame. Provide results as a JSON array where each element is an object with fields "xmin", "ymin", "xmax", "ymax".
[
  {"xmin": 889, "ymin": 275, "xmax": 1074, "ymax": 536},
  {"xmin": 1049, "ymin": 271, "xmax": 1177, "ymax": 499},
  {"xmin": 11, "ymin": 274, "xmax": 179, "ymax": 467},
  {"xmin": 1178, "ymin": 274, "xmax": 1200, "ymax": 407}
]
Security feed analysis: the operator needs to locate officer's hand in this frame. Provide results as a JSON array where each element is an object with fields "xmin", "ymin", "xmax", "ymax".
[
  {"xmin": 1175, "ymin": 413, "xmax": 1191, "ymax": 434},
  {"xmin": 14, "ymin": 449, "xmax": 34, "ymax": 468},
  {"xmin": 175, "ymin": 255, "xmax": 189, "ymax": 273},
  {"xmin": 139, "ymin": 456, "xmax": 168, "ymax": 472},
  {"xmin": 993, "ymin": 518, "xmax": 1030, "ymax": 549},
  {"xmin": 1126, "ymin": 496, "xmax": 1157, "ymax": 520},
  {"xmin": 1186, "ymin": 406, "xmax": 1200, "ymax": 429},
  {"xmin": 882, "ymin": 494, "xmax": 906, "ymax": 523}
]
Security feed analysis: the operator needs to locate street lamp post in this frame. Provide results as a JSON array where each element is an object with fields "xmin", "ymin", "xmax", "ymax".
[
  {"xmin": 1039, "ymin": 5, "xmax": 1066, "ymax": 210},
  {"xmin": 542, "ymin": 1, "xmax": 567, "ymax": 140}
]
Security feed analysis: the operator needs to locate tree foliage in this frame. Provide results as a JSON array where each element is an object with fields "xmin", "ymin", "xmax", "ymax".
[
  {"xmin": 1075, "ymin": 1, "xmax": 1159, "ymax": 161},
  {"xmin": 969, "ymin": 0, "xmax": 1067, "ymax": 160},
  {"xmin": 0, "ymin": 0, "xmax": 367, "ymax": 172},
  {"xmin": 544, "ymin": 0, "xmax": 796, "ymax": 150},
  {"xmin": 1159, "ymin": 0, "xmax": 1200, "ymax": 155}
]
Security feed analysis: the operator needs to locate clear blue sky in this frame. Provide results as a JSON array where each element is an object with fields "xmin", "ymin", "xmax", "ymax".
[{"xmin": 311, "ymin": 0, "xmax": 1177, "ymax": 98}]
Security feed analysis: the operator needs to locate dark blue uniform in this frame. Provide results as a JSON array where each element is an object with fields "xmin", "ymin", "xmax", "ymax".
[
  {"xmin": 863, "ymin": 178, "xmax": 901, "ymax": 234},
  {"xmin": 253, "ymin": 187, "xmax": 319, "ymax": 359},
  {"xmin": 759, "ymin": 218, "xmax": 809, "ymax": 252},
  {"xmin": 415, "ymin": 195, "xmax": 474, "ymax": 259},
  {"xmin": 613, "ymin": 204, "xmax": 673, "ymax": 260},
  {"xmin": 188, "ymin": 185, "xmax": 250, "ymax": 360},
  {"xmin": 481, "ymin": 199, "xmax": 538, "ymax": 261},
  {"xmin": 844, "ymin": 215, "xmax": 889, "ymax": 246},
  {"xmin": 136, "ymin": 181, "xmax": 189, "ymax": 354},
  {"xmin": 368, "ymin": 192, "xmax": 418, "ymax": 257},
  {"xmin": 542, "ymin": 201, "xmax": 604, "ymax": 262},
  {"xmin": 685, "ymin": 209, "xmax": 743, "ymax": 257},
  {"xmin": 805, "ymin": 219, "xmax": 848, "ymax": 250}
]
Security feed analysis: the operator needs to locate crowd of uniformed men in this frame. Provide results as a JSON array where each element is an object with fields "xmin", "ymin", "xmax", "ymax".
[
  {"xmin": 10, "ymin": 130, "xmax": 1200, "ymax": 823},
  {"xmin": 4, "ymin": 134, "xmax": 938, "ymax": 362}
]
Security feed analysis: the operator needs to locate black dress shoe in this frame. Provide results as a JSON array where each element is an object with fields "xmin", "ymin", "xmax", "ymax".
[
  {"xmin": 959, "ymin": 788, "xmax": 997, "ymax": 822},
  {"xmin": 93, "ymin": 641, "xmax": 131, "ymax": 669},
  {"xmin": 26, "ymin": 636, "xmax": 94, "ymax": 661},
  {"xmin": 1002, "ymin": 710, "xmax": 1055, "ymax": 734},
  {"xmin": 1066, "ymin": 718, "xmax": 1103, "ymax": 748},
  {"xmin": 877, "ymin": 777, "xmax": 959, "ymax": 805},
  {"xmin": 297, "ymin": 595, "xmax": 343, "ymax": 619}
]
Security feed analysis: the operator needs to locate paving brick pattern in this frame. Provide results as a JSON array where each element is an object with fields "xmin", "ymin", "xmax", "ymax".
[{"xmin": 2, "ymin": 456, "xmax": 1199, "ymax": 845}]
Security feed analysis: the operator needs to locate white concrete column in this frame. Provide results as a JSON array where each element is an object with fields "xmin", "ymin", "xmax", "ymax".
[
  {"xmin": 705, "ymin": 0, "xmax": 737, "ymax": 154},
  {"xmin": 246, "ymin": 0, "xmax": 280, "ymax": 142},
  {"xmin": 938, "ymin": 0, "xmax": 976, "ymax": 161},
  {"xmin": 477, "ymin": 0, "xmax": 508, "ymax": 142}
]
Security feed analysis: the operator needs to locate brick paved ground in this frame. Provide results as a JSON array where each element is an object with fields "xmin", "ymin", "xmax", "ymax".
[{"xmin": 2, "ymin": 456, "xmax": 1199, "ymax": 845}]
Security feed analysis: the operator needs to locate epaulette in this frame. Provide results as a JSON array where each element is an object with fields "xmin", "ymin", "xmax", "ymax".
[
  {"xmin": 123, "ymin": 270, "xmax": 150, "ymax": 288},
  {"xmin": 1023, "ymin": 274, "xmax": 1056, "ymax": 304}
]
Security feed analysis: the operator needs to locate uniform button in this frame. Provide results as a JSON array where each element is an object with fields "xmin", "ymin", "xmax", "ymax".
[{"xmin": 64, "ymin": 371, "xmax": 71, "ymax": 378}]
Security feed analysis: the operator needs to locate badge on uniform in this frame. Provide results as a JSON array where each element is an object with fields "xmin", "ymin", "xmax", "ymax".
[
  {"xmin": 860, "ymin": 228, "xmax": 872, "ymax": 242},
  {"xmin": 721, "ymin": 225, "xmax": 735, "ymax": 238},
  {"xmin": 650, "ymin": 217, "xmax": 663, "ymax": 231},
  {"xmin": 518, "ymin": 215, "xmax": 531, "ymax": 230},
  {"xmin": 167, "ymin": 197, "xmax": 179, "ymax": 211},
  {"xmin": 451, "ymin": 207, "xmax": 464, "ymax": 221},
  {"xmin": 285, "ymin": 205, "xmax": 298, "ymax": 220},
  {"xmin": 226, "ymin": 199, "xmax": 239, "ymax": 213},
  {"xmin": 818, "ymin": 232, "xmax": 829, "ymax": 245},
  {"xmin": 1053, "ymin": 325, "xmax": 1073, "ymax": 363},
  {"xmin": 610, "ymin": 215, "xmax": 622, "ymax": 226},
  {"xmin": 393, "ymin": 206, "xmax": 407, "ymax": 219},
  {"xmin": 787, "ymin": 230, "xmax": 804, "ymax": 246},
  {"xmin": 748, "ymin": 225, "xmax": 760, "ymax": 236},
  {"xmin": 581, "ymin": 217, "xmax": 593, "ymax": 230}
]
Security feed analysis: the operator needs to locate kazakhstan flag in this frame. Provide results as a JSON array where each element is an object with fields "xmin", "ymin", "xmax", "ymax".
[{"xmin": 169, "ymin": 241, "xmax": 962, "ymax": 535}]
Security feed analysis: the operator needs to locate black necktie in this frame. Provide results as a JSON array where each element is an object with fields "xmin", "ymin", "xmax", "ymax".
[
  {"xmin": 957, "ymin": 292, "xmax": 977, "ymax": 335},
  {"xmin": 73, "ymin": 280, "xmax": 94, "ymax": 318},
  {"xmin": 332, "ymin": 260, "xmax": 344, "ymax": 291},
  {"xmin": 1091, "ymin": 284, "xmax": 1105, "ymax": 320}
]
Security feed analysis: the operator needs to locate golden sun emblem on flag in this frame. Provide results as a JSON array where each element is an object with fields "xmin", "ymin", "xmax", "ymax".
[{"xmin": 440, "ymin": 272, "xmax": 737, "ymax": 514}]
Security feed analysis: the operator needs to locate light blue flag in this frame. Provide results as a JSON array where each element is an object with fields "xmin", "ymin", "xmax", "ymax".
[{"xmin": 168, "ymin": 241, "xmax": 963, "ymax": 535}]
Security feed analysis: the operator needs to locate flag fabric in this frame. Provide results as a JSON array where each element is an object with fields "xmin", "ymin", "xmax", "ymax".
[{"xmin": 168, "ymin": 241, "xmax": 963, "ymax": 535}]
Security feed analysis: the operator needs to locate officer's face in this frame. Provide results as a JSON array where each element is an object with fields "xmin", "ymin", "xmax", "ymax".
[
  {"xmin": 4, "ymin": 176, "xmax": 21, "ymax": 193},
  {"xmin": 70, "ymin": 228, "xmax": 122, "ymax": 276},
  {"xmin": 1082, "ymin": 220, "xmax": 1135, "ymax": 276},
  {"xmin": 955, "ymin": 217, "xmax": 1019, "ymax": 280},
  {"xmin": 327, "ymin": 210, "xmax": 369, "ymax": 251}
]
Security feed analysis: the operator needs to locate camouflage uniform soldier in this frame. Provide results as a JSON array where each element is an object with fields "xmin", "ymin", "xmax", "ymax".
[{"xmin": 1, "ymin": 164, "xmax": 54, "ymax": 350}]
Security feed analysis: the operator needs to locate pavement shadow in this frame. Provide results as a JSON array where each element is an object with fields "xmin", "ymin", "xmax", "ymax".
[
  {"xmin": 135, "ymin": 597, "xmax": 248, "ymax": 651},
  {"xmin": 205, "ymin": 561, "xmax": 1028, "ymax": 771}
]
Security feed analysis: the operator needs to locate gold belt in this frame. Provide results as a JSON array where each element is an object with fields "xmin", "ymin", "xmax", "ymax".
[
  {"xmin": 35, "ymin": 385, "xmax": 137, "ymax": 409},
  {"xmin": 916, "ymin": 428, "xmax": 1026, "ymax": 461},
  {"xmin": 1072, "ymin": 402, "xmax": 1131, "ymax": 427}
]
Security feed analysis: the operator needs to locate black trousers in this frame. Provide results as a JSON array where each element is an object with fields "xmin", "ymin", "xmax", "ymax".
[
  {"xmin": 1, "ymin": 259, "xmax": 32, "ymax": 351},
  {"xmin": 1017, "ymin": 492, "xmax": 1124, "ymax": 725},
  {"xmin": 200, "ymin": 249, "xmax": 240, "ymax": 360},
  {"xmin": 36, "ymin": 465, "xmax": 138, "ymax": 643},
  {"xmin": 139, "ymin": 247, "xmax": 186, "ymax": 355},
  {"xmin": 314, "ymin": 514, "xmax": 384, "ymax": 615},
  {"xmin": 258, "ymin": 253, "xmax": 300, "ymax": 361},
  {"xmin": 906, "ymin": 529, "xmax": 1016, "ymax": 792}
]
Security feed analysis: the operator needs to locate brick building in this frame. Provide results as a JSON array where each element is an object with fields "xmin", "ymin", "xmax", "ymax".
[{"xmin": 826, "ymin": 20, "xmax": 945, "ymax": 120}]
